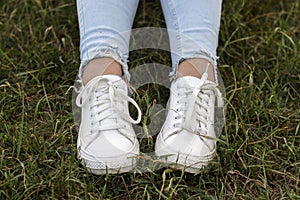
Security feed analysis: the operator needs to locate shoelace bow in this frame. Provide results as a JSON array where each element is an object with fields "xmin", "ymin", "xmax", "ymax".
[
  {"xmin": 76, "ymin": 77, "xmax": 142, "ymax": 135},
  {"xmin": 172, "ymin": 71, "xmax": 224, "ymax": 136}
]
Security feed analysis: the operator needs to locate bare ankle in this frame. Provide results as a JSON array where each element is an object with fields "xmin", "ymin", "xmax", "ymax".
[
  {"xmin": 82, "ymin": 57, "xmax": 122, "ymax": 85},
  {"xmin": 177, "ymin": 58, "xmax": 215, "ymax": 82}
]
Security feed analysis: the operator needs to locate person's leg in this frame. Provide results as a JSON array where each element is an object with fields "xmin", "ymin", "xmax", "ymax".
[
  {"xmin": 77, "ymin": 0, "xmax": 139, "ymax": 84},
  {"xmin": 156, "ymin": 0, "xmax": 224, "ymax": 173},
  {"xmin": 160, "ymin": 0, "xmax": 222, "ymax": 82},
  {"xmin": 82, "ymin": 58, "xmax": 122, "ymax": 85},
  {"xmin": 76, "ymin": 0, "xmax": 141, "ymax": 174}
]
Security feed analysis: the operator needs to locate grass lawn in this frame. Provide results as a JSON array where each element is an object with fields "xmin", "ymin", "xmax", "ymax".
[{"xmin": 0, "ymin": 0, "xmax": 299, "ymax": 199}]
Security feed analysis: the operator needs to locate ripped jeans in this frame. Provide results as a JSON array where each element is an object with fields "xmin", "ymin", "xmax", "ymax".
[{"xmin": 76, "ymin": 0, "xmax": 222, "ymax": 79}]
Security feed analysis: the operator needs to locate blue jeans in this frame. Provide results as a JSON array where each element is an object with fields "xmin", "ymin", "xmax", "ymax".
[{"xmin": 76, "ymin": 0, "xmax": 222, "ymax": 79}]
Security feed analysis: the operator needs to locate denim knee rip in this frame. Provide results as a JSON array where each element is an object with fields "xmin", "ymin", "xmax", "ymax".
[{"xmin": 78, "ymin": 46, "xmax": 130, "ymax": 82}]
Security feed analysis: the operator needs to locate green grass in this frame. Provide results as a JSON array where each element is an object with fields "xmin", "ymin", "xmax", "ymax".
[{"xmin": 0, "ymin": 0, "xmax": 299, "ymax": 199}]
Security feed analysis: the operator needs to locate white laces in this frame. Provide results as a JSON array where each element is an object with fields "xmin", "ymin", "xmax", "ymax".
[
  {"xmin": 171, "ymin": 71, "xmax": 224, "ymax": 136},
  {"xmin": 75, "ymin": 76, "xmax": 142, "ymax": 135}
]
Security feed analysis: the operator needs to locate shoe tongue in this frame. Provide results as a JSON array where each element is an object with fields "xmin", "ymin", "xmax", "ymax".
[
  {"xmin": 177, "ymin": 76, "xmax": 215, "ymax": 88},
  {"xmin": 101, "ymin": 74, "xmax": 122, "ymax": 82},
  {"xmin": 94, "ymin": 75, "xmax": 124, "ymax": 88}
]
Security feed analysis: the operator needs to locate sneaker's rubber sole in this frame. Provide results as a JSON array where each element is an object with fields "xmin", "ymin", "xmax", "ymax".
[
  {"xmin": 155, "ymin": 135, "xmax": 216, "ymax": 174},
  {"xmin": 77, "ymin": 138, "xmax": 139, "ymax": 175},
  {"xmin": 84, "ymin": 160, "xmax": 137, "ymax": 175}
]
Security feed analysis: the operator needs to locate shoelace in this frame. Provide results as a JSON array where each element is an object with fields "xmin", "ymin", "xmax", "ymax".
[
  {"xmin": 76, "ymin": 76, "xmax": 142, "ymax": 136},
  {"xmin": 172, "ymin": 71, "xmax": 224, "ymax": 137}
]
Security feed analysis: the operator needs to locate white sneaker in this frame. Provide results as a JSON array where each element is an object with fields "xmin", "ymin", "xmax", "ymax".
[
  {"xmin": 75, "ymin": 75, "xmax": 142, "ymax": 174},
  {"xmin": 155, "ymin": 73, "xmax": 224, "ymax": 173}
]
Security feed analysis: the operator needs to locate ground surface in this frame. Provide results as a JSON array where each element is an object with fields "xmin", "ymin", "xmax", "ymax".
[{"xmin": 0, "ymin": 0, "xmax": 299, "ymax": 199}]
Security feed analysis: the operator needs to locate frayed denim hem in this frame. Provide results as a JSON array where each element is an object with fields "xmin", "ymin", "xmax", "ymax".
[
  {"xmin": 169, "ymin": 49, "xmax": 219, "ymax": 84},
  {"xmin": 78, "ymin": 46, "xmax": 130, "ymax": 82}
]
